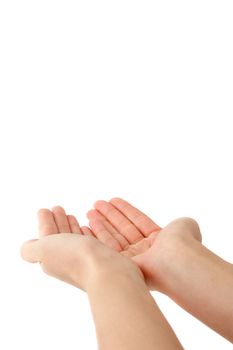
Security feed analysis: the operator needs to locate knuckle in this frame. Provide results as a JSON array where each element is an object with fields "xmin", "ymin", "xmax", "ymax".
[
  {"xmin": 179, "ymin": 217, "xmax": 202, "ymax": 241},
  {"xmin": 180, "ymin": 217, "xmax": 200, "ymax": 229},
  {"xmin": 37, "ymin": 208, "xmax": 49, "ymax": 216}
]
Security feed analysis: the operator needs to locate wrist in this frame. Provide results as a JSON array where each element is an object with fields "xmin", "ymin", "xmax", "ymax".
[
  {"xmin": 155, "ymin": 235, "xmax": 203, "ymax": 296},
  {"xmin": 151, "ymin": 232, "xmax": 198, "ymax": 293},
  {"xmin": 86, "ymin": 256, "xmax": 147, "ymax": 295},
  {"xmin": 70, "ymin": 237, "xmax": 146, "ymax": 292}
]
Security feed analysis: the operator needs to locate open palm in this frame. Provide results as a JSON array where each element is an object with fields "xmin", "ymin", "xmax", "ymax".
[
  {"xmin": 87, "ymin": 198, "xmax": 162, "ymax": 257},
  {"xmin": 86, "ymin": 198, "xmax": 202, "ymax": 290},
  {"xmin": 37, "ymin": 200, "xmax": 201, "ymax": 290},
  {"xmin": 36, "ymin": 201, "xmax": 161, "ymax": 258},
  {"xmin": 87, "ymin": 197, "xmax": 201, "ymax": 251}
]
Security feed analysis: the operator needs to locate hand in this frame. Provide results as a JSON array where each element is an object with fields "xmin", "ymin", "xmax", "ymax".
[
  {"xmin": 86, "ymin": 198, "xmax": 202, "ymax": 290},
  {"xmin": 21, "ymin": 206, "xmax": 144, "ymax": 292}
]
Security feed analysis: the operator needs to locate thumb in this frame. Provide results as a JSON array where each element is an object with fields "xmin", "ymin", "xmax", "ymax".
[
  {"xmin": 132, "ymin": 254, "xmax": 145, "ymax": 267},
  {"xmin": 20, "ymin": 239, "xmax": 41, "ymax": 263},
  {"xmin": 131, "ymin": 253, "xmax": 150, "ymax": 273}
]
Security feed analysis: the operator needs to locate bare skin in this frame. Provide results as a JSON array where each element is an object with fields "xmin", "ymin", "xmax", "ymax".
[
  {"xmin": 86, "ymin": 198, "xmax": 233, "ymax": 343},
  {"xmin": 21, "ymin": 206, "xmax": 184, "ymax": 350}
]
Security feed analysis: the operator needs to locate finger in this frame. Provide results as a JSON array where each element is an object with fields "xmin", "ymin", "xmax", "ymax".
[
  {"xmin": 109, "ymin": 198, "xmax": 161, "ymax": 236},
  {"xmin": 20, "ymin": 239, "xmax": 41, "ymax": 263},
  {"xmin": 89, "ymin": 219, "xmax": 122, "ymax": 252},
  {"xmin": 52, "ymin": 206, "xmax": 71, "ymax": 233},
  {"xmin": 87, "ymin": 209, "xmax": 129, "ymax": 249},
  {"xmin": 80, "ymin": 226, "xmax": 95, "ymax": 236},
  {"xmin": 67, "ymin": 215, "xmax": 82, "ymax": 234},
  {"xmin": 38, "ymin": 209, "xmax": 58, "ymax": 237},
  {"xmin": 94, "ymin": 200, "xmax": 143, "ymax": 243}
]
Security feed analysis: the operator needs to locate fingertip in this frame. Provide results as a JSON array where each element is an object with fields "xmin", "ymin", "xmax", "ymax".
[
  {"xmin": 86, "ymin": 209, "xmax": 97, "ymax": 219},
  {"xmin": 37, "ymin": 208, "xmax": 51, "ymax": 217},
  {"xmin": 94, "ymin": 200, "xmax": 106, "ymax": 209},
  {"xmin": 109, "ymin": 197, "xmax": 125, "ymax": 205},
  {"xmin": 109, "ymin": 197, "xmax": 122, "ymax": 203},
  {"xmin": 67, "ymin": 214, "xmax": 77, "ymax": 222},
  {"xmin": 81, "ymin": 226, "xmax": 95, "ymax": 237},
  {"xmin": 89, "ymin": 218, "xmax": 101, "ymax": 227},
  {"xmin": 51, "ymin": 206, "xmax": 66, "ymax": 213}
]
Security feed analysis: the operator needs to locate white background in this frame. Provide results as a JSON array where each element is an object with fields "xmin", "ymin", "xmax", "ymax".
[{"xmin": 0, "ymin": 1, "xmax": 233, "ymax": 349}]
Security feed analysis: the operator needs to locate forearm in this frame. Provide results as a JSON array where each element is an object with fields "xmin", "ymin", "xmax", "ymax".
[
  {"xmin": 156, "ymin": 236, "xmax": 233, "ymax": 342},
  {"xmin": 87, "ymin": 268, "xmax": 183, "ymax": 350}
]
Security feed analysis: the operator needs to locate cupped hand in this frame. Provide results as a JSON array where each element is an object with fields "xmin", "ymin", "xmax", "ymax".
[
  {"xmin": 86, "ymin": 198, "xmax": 202, "ymax": 290},
  {"xmin": 21, "ymin": 206, "xmax": 144, "ymax": 291}
]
